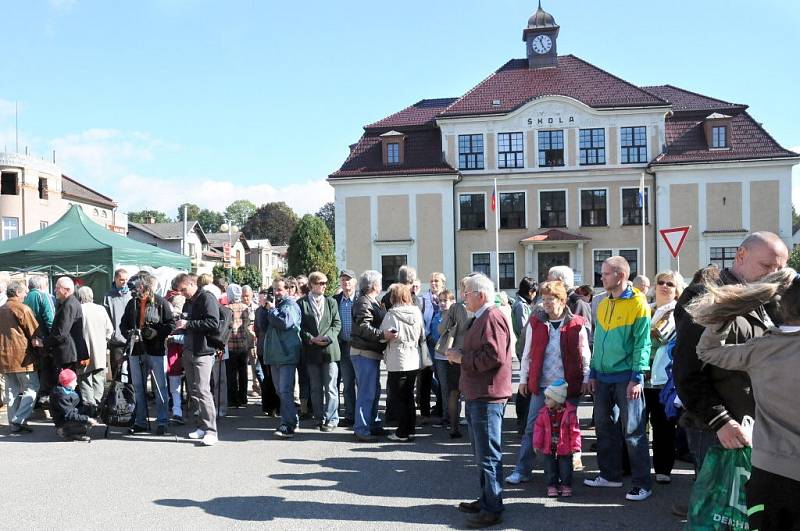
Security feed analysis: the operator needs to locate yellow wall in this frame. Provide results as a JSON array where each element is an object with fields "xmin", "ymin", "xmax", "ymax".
[
  {"xmin": 670, "ymin": 183, "xmax": 699, "ymax": 273},
  {"xmin": 416, "ymin": 193, "xmax": 444, "ymax": 278},
  {"xmin": 345, "ymin": 196, "xmax": 372, "ymax": 271},
  {"xmin": 706, "ymin": 182, "xmax": 742, "ymax": 230},
  {"xmin": 750, "ymin": 180, "xmax": 779, "ymax": 233},
  {"xmin": 377, "ymin": 195, "xmax": 409, "ymax": 240}
]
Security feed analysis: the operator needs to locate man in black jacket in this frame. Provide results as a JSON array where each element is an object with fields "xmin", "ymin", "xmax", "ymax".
[
  {"xmin": 121, "ymin": 273, "xmax": 175, "ymax": 435},
  {"xmin": 175, "ymin": 273, "xmax": 221, "ymax": 446},
  {"xmin": 334, "ymin": 269, "xmax": 357, "ymax": 427},
  {"xmin": 46, "ymin": 277, "xmax": 89, "ymax": 373},
  {"xmin": 673, "ymin": 231, "xmax": 787, "ymax": 469}
]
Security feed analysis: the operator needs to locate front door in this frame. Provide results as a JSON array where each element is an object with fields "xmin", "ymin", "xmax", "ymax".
[{"xmin": 537, "ymin": 251, "xmax": 570, "ymax": 283}]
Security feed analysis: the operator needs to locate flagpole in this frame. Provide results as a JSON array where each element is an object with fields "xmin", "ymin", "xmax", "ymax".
[
  {"xmin": 494, "ymin": 177, "xmax": 500, "ymax": 289},
  {"xmin": 640, "ymin": 171, "xmax": 646, "ymax": 278}
]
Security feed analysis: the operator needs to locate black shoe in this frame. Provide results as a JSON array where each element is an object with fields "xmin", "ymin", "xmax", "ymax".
[
  {"xmin": 319, "ymin": 423, "xmax": 335, "ymax": 433},
  {"xmin": 449, "ymin": 430, "xmax": 464, "ymax": 439},
  {"xmin": 129, "ymin": 425, "xmax": 148, "ymax": 434},
  {"xmin": 458, "ymin": 500, "xmax": 481, "ymax": 514},
  {"xmin": 370, "ymin": 427, "xmax": 387, "ymax": 437},
  {"xmin": 11, "ymin": 422, "xmax": 33, "ymax": 433},
  {"xmin": 156, "ymin": 425, "xmax": 168, "ymax": 436},
  {"xmin": 67, "ymin": 434, "xmax": 91, "ymax": 442},
  {"xmin": 465, "ymin": 511, "xmax": 502, "ymax": 529},
  {"xmin": 171, "ymin": 415, "xmax": 185, "ymax": 425}
]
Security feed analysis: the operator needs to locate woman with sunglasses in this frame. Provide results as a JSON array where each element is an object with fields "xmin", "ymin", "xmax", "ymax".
[{"xmin": 644, "ymin": 270, "xmax": 685, "ymax": 484}]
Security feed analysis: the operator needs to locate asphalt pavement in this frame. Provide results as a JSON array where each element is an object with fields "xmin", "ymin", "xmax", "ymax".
[{"xmin": 0, "ymin": 379, "xmax": 691, "ymax": 531}]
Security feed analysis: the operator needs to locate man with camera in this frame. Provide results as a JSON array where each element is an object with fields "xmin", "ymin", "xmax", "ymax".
[
  {"xmin": 174, "ymin": 273, "xmax": 221, "ymax": 446},
  {"xmin": 120, "ymin": 273, "xmax": 175, "ymax": 436},
  {"xmin": 104, "ymin": 268, "xmax": 132, "ymax": 379}
]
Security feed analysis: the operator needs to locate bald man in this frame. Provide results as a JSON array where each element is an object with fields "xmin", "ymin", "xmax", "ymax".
[
  {"xmin": 673, "ymin": 231, "xmax": 788, "ymax": 471},
  {"xmin": 45, "ymin": 277, "xmax": 89, "ymax": 372}
]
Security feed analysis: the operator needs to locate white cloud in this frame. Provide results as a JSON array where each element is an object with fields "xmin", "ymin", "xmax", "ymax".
[{"xmin": 117, "ymin": 174, "xmax": 333, "ymax": 217}]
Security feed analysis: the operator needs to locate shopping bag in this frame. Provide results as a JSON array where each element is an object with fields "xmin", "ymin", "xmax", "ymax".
[{"xmin": 686, "ymin": 446, "xmax": 752, "ymax": 530}]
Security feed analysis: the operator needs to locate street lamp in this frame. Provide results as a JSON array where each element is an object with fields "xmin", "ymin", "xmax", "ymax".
[{"xmin": 219, "ymin": 219, "xmax": 239, "ymax": 281}]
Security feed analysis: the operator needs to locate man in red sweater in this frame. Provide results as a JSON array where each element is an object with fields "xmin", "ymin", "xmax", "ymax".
[{"xmin": 447, "ymin": 273, "xmax": 513, "ymax": 529}]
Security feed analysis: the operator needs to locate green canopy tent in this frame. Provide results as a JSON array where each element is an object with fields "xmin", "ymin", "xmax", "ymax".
[{"xmin": 0, "ymin": 205, "xmax": 190, "ymax": 300}]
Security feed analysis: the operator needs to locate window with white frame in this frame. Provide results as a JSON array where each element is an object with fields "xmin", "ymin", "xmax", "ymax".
[
  {"xmin": 387, "ymin": 142, "xmax": 400, "ymax": 164},
  {"xmin": 580, "ymin": 189, "xmax": 607, "ymax": 227},
  {"xmin": 621, "ymin": 187, "xmax": 649, "ymax": 225},
  {"xmin": 459, "ymin": 193, "xmax": 485, "ymax": 230},
  {"xmin": 620, "ymin": 126, "xmax": 647, "ymax": 163},
  {"xmin": 499, "ymin": 192, "xmax": 525, "ymax": 229},
  {"xmin": 593, "ymin": 249, "xmax": 612, "ymax": 287},
  {"xmin": 497, "ymin": 132, "xmax": 524, "ymax": 168},
  {"xmin": 2, "ymin": 217, "xmax": 19, "ymax": 240},
  {"xmin": 711, "ymin": 126, "xmax": 727, "ymax": 148},
  {"xmin": 499, "ymin": 252, "xmax": 515, "ymax": 289},
  {"xmin": 619, "ymin": 249, "xmax": 639, "ymax": 279},
  {"xmin": 540, "ymin": 190, "xmax": 566, "ymax": 228},
  {"xmin": 458, "ymin": 134, "xmax": 484, "ymax": 170},
  {"xmin": 381, "ymin": 254, "xmax": 408, "ymax": 290},
  {"xmin": 472, "ymin": 253, "xmax": 491, "ymax": 277},
  {"xmin": 710, "ymin": 246, "xmax": 737, "ymax": 270}
]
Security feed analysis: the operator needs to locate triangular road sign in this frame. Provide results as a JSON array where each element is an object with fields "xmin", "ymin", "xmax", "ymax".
[{"xmin": 660, "ymin": 226, "xmax": 691, "ymax": 258}]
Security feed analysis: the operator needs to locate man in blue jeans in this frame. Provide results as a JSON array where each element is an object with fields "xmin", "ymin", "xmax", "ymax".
[
  {"xmin": 585, "ymin": 256, "xmax": 653, "ymax": 501},
  {"xmin": 264, "ymin": 278, "xmax": 302, "ymax": 438},
  {"xmin": 334, "ymin": 270, "xmax": 357, "ymax": 427},
  {"xmin": 447, "ymin": 273, "xmax": 512, "ymax": 529}
]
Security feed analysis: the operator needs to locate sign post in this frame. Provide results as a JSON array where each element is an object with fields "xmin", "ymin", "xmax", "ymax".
[{"xmin": 659, "ymin": 225, "xmax": 691, "ymax": 274}]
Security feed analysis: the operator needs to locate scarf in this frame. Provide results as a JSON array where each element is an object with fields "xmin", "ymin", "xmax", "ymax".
[{"xmin": 310, "ymin": 293, "xmax": 325, "ymax": 326}]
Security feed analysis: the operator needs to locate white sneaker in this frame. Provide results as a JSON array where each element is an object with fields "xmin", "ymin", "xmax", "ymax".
[
  {"xmin": 187, "ymin": 429, "xmax": 206, "ymax": 440},
  {"xmin": 584, "ymin": 476, "xmax": 624, "ymax": 488},
  {"xmin": 505, "ymin": 472, "xmax": 532, "ymax": 484},
  {"xmin": 626, "ymin": 487, "xmax": 652, "ymax": 501},
  {"xmin": 201, "ymin": 432, "xmax": 218, "ymax": 446}
]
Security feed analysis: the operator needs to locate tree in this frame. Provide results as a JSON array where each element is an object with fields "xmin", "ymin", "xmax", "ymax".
[
  {"xmin": 176, "ymin": 203, "xmax": 201, "ymax": 222},
  {"xmin": 224, "ymin": 200, "xmax": 257, "ymax": 229},
  {"xmin": 793, "ymin": 205, "xmax": 800, "ymax": 234},
  {"xmin": 213, "ymin": 264, "xmax": 263, "ymax": 289},
  {"xmin": 315, "ymin": 201, "xmax": 335, "ymax": 242},
  {"xmin": 128, "ymin": 210, "xmax": 170, "ymax": 224},
  {"xmin": 196, "ymin": 209, "xmax": 224, "ymax": 234},
  {"xmin": 789, "ymin": 246, "xmax": 800, "ymax": 271},
  {"xmin": 242, "ymin": 202, "xmax": 299, "ymax": 244},
  {"xmin": 287, "ymin": 215, "xmax": 337, "ymax": 295}
]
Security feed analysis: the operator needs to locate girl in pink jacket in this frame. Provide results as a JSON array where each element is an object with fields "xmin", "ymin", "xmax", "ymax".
[{"xmin": 533, "ymin": 379, "xmax": 582, "ymax": 497}]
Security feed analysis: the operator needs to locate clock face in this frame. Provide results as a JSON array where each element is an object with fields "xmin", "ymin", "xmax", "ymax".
[{"xmin": 531, "ymin": 34, "xmax": 553, "ymax": 54}]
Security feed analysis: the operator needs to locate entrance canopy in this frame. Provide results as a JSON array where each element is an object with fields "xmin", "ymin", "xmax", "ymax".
[{"xmin": 0, "ymin": 205, "xmax": 190, "ymax": 274}]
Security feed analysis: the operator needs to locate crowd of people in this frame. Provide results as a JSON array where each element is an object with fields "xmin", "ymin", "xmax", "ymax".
[{"xmin": 0, "ymin": 230, "xmax": 798, "ymax": 529}]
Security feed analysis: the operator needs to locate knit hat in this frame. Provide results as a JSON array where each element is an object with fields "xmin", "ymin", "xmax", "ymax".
[
  {"xmin": 544, "ymin": 379, "xmax": 568, "ymax": 404},
  {"xmin": 59, "ymin": 368, "xmax": 77, "ymax": 388}
]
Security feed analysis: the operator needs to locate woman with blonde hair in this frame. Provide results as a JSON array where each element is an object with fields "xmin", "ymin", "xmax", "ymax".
[
  {"xmin": 643, "ymin": 270, "xmax": 684, "ymax": 484},
  {"xmin": 687, "ymin": 268, "xmax": 800, "ymax": 531}
]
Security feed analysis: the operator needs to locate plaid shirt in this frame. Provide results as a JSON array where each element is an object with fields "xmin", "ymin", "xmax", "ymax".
[{"xmin": 338, "ymin": 295, "xmax": 354, "ymax": 342}]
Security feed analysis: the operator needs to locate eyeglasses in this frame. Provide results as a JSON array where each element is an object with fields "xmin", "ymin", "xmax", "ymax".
[
  {"xmin": 316, "ymin": 281, "xmax": 328, "ymax": 286},
  {"xmin": 462, "ymin": 290, "xmax": 477, "ymax": 297},
  {"xmin": 657, "ymin": 280, "xmax": 676, "ymax": 288}
]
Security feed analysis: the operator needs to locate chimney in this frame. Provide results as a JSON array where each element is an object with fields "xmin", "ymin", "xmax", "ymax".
[{"xmin": 148, "ymin": 217, "xmax": 155, "ymax": 224}]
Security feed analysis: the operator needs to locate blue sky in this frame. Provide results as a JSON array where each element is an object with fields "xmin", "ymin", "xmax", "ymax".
[{"xmin": 1, "ymin": 0, "xmax": 798, "ymax": 216}]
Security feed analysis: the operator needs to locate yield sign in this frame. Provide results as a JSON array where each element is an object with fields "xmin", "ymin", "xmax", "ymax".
[{"xmin": 660, "ymin": 226, "xmax": 691, "ymax": 258}]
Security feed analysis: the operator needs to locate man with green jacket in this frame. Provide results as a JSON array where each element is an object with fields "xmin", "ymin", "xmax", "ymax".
[
  {"xmin": 264, "ymin": 277, "xmax": 302, "ymax": 438},
  {"xmin": 585, "ymin": 255, "xmax": 653, "ymax": 501}
]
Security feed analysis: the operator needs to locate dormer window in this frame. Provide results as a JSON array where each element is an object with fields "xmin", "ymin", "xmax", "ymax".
[
  {"xmin": 380, "ymin": 130, "xmax": 406, "ymax": 166},
  {"xmin": 712, "ymin": 126, "xmax": 727, "ymax": 148},
  {"xmin": 704, "ymin": 113, "xmax": 732, "ymax": 150}
]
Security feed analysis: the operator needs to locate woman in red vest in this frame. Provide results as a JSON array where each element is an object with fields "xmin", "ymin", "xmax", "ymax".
[{"xmin": 506, "ymin": 281, "xmax": 591, "ymax": 485}]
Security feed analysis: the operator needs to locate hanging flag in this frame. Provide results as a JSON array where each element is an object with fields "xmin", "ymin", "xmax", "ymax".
[
  {"xmin": 491, "ymin": 189, "xmax": 496, "ymax": 212},
  {"xmin": 637, "ymin": 172, "xmax": 645, "ymax": 208}
]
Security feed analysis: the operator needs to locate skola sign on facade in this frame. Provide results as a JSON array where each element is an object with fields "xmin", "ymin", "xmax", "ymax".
[{"xmin": 527, "ymin": 115, "xmax": 576, "ymax": 126}]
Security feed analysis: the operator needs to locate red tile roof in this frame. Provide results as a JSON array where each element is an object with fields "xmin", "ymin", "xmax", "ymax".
[
  {"xmin": 330, "ymin": 126, "xmax": 457, "ymax": 178},
  {"xmin": 654, "ymin": 111, "xmax": 796, "ymax": 165},
  {"xmin": 440, "ymin": 55, "xmax": 667, "ymax": 117},
  {"xmin": 640, "ymin": 85, "xmax": 745, "ymax": 113},
  {"xmin": 520, "ymin": 228, "xmax": 590, "ymax": 243},
  {"xmin": 367, "ymin": 98, "xmax": 458, "ymax": 129}
]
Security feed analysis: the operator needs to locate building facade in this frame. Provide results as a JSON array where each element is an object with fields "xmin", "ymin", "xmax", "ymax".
[
  {"xmin": 127, "ymin": 220, "xmax": 215, "ymax": 274},
  {"xmin": 246, "ymin": 239, "xmax": 288, "ymax": 287},
  {"xmin": 0, "ymin": 152, "xmax": 128, "ymax": 241},
  {"xmin": 329, "ymin": 6, "xmax": 798, "ymax": 291}
]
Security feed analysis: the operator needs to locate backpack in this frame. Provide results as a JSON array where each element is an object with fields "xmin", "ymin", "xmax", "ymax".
[
  {"xmin": 658, "ymin": 338, "xmax": 682, "ymax": 420},
  {"xmin": 207, "ymin": 301, "xmax": 233, "ymax": 350},
  {"xmin": 99, "ymin": 359, "xmax": 136, "ymax": 429}
]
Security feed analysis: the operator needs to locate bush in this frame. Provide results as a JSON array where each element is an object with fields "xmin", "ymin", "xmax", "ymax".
[
  {"xmin": 287, "ymin": 215, "xmax": 337, "ymax": 295},
  {"xmin": 213, "ymin": 264, "xmax": 263, "ymax": 289}
]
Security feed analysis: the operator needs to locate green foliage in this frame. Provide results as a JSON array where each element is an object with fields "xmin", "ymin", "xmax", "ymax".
[
  {"xmin": 287, "ymin": 215, "xmax": 337, "ymax": 295},
  {"xmin": 792, "ymin": 205, "xmax": 800, "ymax": 234},
  {"xmin": 788, "ymin": 246, "xmax": 800, "ymax": 271},
  {"xmin": 224, "ymin": 199, "xmax": 257, "ymax": 229},
  {"xmin": 212, "ymin": 264, "xmax": 264, "ymax": 289},
  {"xmin": 242, "ymin": 202, "xmax": 299, "ymax": 245},
  {"xmin": 128, "ymin": 210, "xmax": 170, "ymax": 224},
  {"xmin": 176, "ymin": 203, "xmax": 201, "ymax": 222},
  {"xmin": 196, "ymin": 209, "xmax": 224, "ymax": 234},
  {"xmin": 315, "ymin": 201, "xmax": 335, "ymax": 243}
]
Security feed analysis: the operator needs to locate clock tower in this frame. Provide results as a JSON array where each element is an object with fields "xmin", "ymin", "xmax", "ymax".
[{"xmin": 523, "ymin": 2, "xmax": 559, "ymax": 69}]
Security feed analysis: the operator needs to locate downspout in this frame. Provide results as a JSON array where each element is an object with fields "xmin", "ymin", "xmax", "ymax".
[
  {"xmin": 646, "ymin": 165, "xmax": 658, "ymax": 276},
  {"xmin": 452, "ymin": 172, "xmax": 462, "ymax": 297}
]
